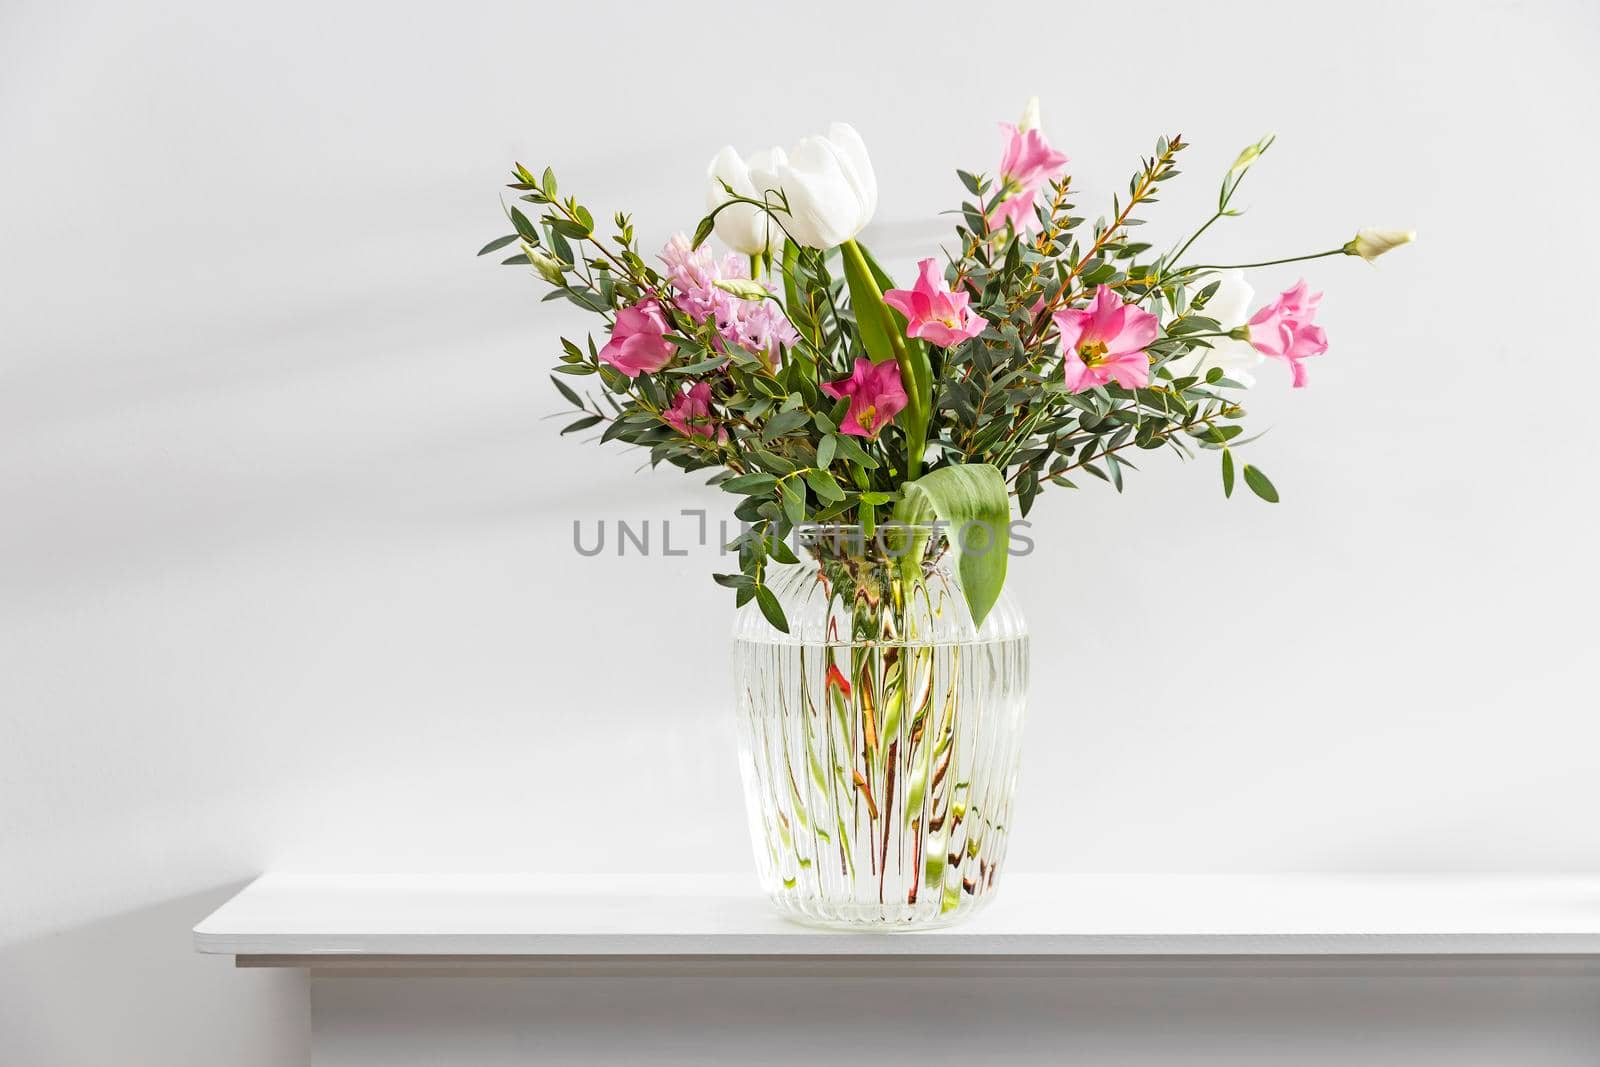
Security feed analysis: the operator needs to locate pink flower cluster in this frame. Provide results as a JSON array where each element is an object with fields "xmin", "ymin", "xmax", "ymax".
[
  {"xmin": 659, "ymin": 234, "xmax": 797, "ymax": 363},
  {"xmin": 597, "ymin": 301, "xmax": 676, "ymax": 378},
  {"xmin": 990, "ymin": 124, "xmax": 1069, "ymax": 233},
  {"xmin": 1247, "ymin": 280, "xmax": 1328, "ymax": 388},
  {"xmin": 1055, "ymin": 285, "xmax": 1159, "ymax": 392},
  {"xmin": 662, "ymin": 380, "xmax": 727, "ymax": 442},
  {"xmin": 883, "ymin": 259, "xmax": 986, "ymax": 348},
  {"xmin": 1048, "ymin": 280, "xmax": 1332, "ymax": 394},
  {"xmin": 823, "ymin": 356, "xmax": 907, "ymax": 440}
]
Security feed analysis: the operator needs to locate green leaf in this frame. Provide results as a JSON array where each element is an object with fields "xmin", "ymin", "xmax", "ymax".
[
  {"xmin": 509, "ymin": 208, "xmax": 538, "ymax": 242},
  {"xmin": 839, "ymin": 240, "xmax": 896, "ymax": 368},
  {"xmin": 560, "ymin": 414, "xmax": 602, "ymax": 435},
  {"xmin": 804, "ymin": 469, "xmax": 846, "ymax": 503},
  {"xmin": 721, "ymin": 472, "xmax": 779, "ymax": 496},
  {"xmin": 1242, "ymin": 464, "xmax": 1278, "ymax": 503},
  {"xmin": 768, "ymin": 535, "xmax": 799, "ymax": 565},
  {"xmin": 1221, "ymin": 448, "xmax": 1235, "ymax": 498},
  {"xmin": 815, "ymin": 435, "xmax": 837, "ymax": 469},
  {"xmin": 779, "ymin": 477, "xmax": 806, "ymax": 526},
  {"xmin": 754, "ymin": 585, "xmax": 789, "ymax": 633},
  {"xmin": 550, "ymin": 375, "xmax": 584, "ymax": 408},
  {"xmin": 691, "ymin": 216, "xmax": 715, "ymax": 249},
  {"xmin": 478, "ymin": 234, "xmax": 518, "ymax": 256},
  {"xmin": 893, "ymin": 463, "xmax": 1011, "ymax": 628}
]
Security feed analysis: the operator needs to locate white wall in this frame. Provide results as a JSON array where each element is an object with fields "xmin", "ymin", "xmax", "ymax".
[{"xmin": 3, "ymin": 0, "xmax": 1597, "ymax": 1062}]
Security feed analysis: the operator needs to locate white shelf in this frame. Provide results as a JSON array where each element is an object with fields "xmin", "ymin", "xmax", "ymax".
[{"xmin": 194, "ymin": 873, "xmax": 1600, "ymax": 964}]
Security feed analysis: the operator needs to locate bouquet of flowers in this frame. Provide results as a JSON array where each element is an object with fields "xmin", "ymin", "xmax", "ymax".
[{"xmin": 483, "ymin": 99, "xmax": 1412, "ymax": 632}]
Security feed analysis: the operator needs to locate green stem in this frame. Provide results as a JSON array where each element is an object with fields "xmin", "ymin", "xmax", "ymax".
[
  {"xmin": 1168, "ymin": 211, "xmax": 1223, "ymax": 270},
  {"xmin": 1178, "ymin": 248, "xmax": 1345, "ymax": 273}
]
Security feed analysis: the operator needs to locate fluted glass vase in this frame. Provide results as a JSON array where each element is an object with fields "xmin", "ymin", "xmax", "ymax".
[{"xmin": 732, "ymin": 524, "xmax": 1029, "ymax": 929}]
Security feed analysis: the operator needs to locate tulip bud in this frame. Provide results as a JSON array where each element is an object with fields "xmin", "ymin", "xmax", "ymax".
[
  {"xmin": 712, "ymin": 278, "xmax": 771, "ymax": 302},
  {"xmin": 1018, "ymin": 96, "xmax": 1042, "ymax": 132},
  {"xmin": 521, "ymin": 241, "xmax": 565, "ymax": 285},
  {"xmin": 1344, "ymin": 228, "xmax": 1416, "ymax": 262}
]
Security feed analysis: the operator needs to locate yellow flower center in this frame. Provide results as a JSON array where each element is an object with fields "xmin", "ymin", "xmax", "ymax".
[
  {"xmin": 1077, "ymin": 340, "xmax": 1108, "ymax": 366},
  {"xmin": 857, "ymin": 404, "xmax": 877, "ymax": 431}
]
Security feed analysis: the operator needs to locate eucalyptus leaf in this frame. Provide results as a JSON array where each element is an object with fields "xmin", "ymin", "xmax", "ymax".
[{"xmin": 1242, "ymin": 464, "xmax": 1278, "ymax": 503}]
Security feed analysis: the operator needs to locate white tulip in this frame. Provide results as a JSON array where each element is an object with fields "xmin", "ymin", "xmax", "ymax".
[
  {"xmin": 706, "ymin": 146, "xmax": 786, "ymax": 256},
  {"xmin": 748, "ymin": 123, "xmax": 877, "ymax": 250},
  {"xmin": 1168, "ymin": 270, "xmax": 1265, "ymax": 388},
  {"xmin": 1346, "ymin": 228, "xmax": 1416, "ymax": 262}
]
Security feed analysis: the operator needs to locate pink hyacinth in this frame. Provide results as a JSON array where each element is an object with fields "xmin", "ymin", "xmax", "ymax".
[
  {"xmin": 821, "ymin": 357, "xmax": 908, "ymax": 440},
  {"xmin": 988, "ymin": 122, "xmax": 1069, "ymax": 233},
  {"xmin": 882, "ymin": 258, "xmax": 987, "ymax": 348},
  {"xmin": 660, "ymin": 234, "xmax": 746, "ymax": 324},
  {"xmin": 1053, "ymin": 285, "xmax": 1159, "ymax": 392},
  {"xmin": 597, "ymin": 300, "xmax": 677, "ymax": 378},
  {"xmin": 662, "ymin": 380, "xmax": 726, "ymax": 442},
  {"xmin": 1246, "ymin": 280, "xmax": 1328, "ymax": 388},
  {"xmin": 658, "ymin": 234, "xmax": 797, "ymax": 364}
]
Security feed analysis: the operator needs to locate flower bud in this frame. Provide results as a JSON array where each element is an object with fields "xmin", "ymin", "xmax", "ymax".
[
  {"xmin": 1228, "ymin": 134, "xmax": 1275, "ymax": 177},
  {"xmin": 712, "ymin": 278, "xmax": 771, "ymax": 302},
  {"xmin": 1018, "ymin": 96, "xmax": 1041, "ymax": 132},
  {"xmin": 1344, "ymin": 228, "xmax": 1416, "ymax": 262},
  {"xmin": 521, "ymin": 241, "xmax": 565, "ymax": 285}
]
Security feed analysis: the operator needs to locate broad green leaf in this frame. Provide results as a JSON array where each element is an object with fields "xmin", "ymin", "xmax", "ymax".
[
  {"xmin": 1221, "ymin": 448, "xmax": 1235, "ymax": 498},
  {"xmin": 839, "ymin": 240, "xmax": 896, "ymax": 368},
  {"xmin": 893, "ymin": 463, "xmax": 1011, "ymax": 628}
]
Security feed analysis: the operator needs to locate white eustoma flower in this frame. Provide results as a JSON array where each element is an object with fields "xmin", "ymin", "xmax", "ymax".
[
  {"xmin": 705, "ymin": 146, "xmax": 786, "ymax": 255},
  {"xmin": 1346, "ymin": 228, "xmax": 1416, "ymax": 262},
  {"xmin": 748, "ymin": 123, "xmax": 877, "ymax": 250},
  {"xmin": 1168, "ymin": 270, "xmax": 1265, "ymax": 387}
]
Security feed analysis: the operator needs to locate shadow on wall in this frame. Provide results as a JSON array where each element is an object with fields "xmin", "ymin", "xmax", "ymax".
[{"xmin": 0, "ymin": 884, "xmax": 306, "ymax": 1067}]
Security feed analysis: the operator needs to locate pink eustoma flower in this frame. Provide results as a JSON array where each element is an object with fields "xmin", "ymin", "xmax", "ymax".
[
  {"xmin": 662, "ymin": 380, "xmax": 726, "ymax": 442},
  {"xmin": 999, "ymin": 123, "xmax": 1070, "ymax": 189},
  {"xmin": 598, "ymin": 300, "xmax": 676, "ymax": 378},
  {"xmin": 988, "ymin": 123, "xmax": 1069, "ymax": 233},
  {"xmin": 821, "ymin": 357, "xmax": 908, "ymax": 440},
  {"xmin": 1053, "ymin": 285, "xmax": 1159, "ymax": 392},
  {"xmin": 1246, "ymin": 280, "xmax": 1328, "ymax": 388},
  {"xmin": 882, "ymin": 258, "xmax": 987, "ymax": 348}
]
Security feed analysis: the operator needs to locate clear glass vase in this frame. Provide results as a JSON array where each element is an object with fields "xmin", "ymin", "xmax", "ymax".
[{"xmin": 732, "ymin": 524, "xmax": 1029, "ymax": 929}]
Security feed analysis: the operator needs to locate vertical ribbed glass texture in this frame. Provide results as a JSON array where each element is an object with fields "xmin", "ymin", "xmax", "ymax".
[{"xmin": 732, "ymin": 525, "xmax": 1028, "ymax": 928}]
